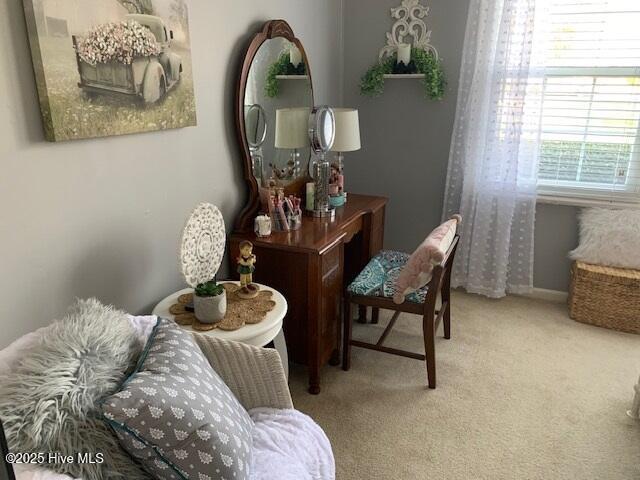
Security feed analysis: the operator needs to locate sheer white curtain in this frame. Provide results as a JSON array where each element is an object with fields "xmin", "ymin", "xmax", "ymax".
[{"xmin": 443, "ymin": 0, "xmax": 546, "ymax": 298}]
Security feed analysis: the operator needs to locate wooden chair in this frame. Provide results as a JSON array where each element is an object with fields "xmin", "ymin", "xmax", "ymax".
[{"xmin": 342, "ymin": 236, "xmax": 459, "ymax": 389}]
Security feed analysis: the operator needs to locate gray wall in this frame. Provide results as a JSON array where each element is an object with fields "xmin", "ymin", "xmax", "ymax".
[
  {"xmin": 342, "ymin": 0, "xmax": 579, "ymax": 292},
  {"xmin": 534, "ymin": 204, "xmax": 580, "ymax": 291},
  {"xmin": 0, "ymin": 0, "xmax": 343, "ymax": 349},
  {"xmin": 343, "ymin": 0, "xmax": 469, "ymax": 252}
]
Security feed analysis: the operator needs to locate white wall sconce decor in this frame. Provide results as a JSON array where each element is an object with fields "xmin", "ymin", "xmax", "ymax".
[{"xmin": 360, "ymin": 0, "xmax": 446, "ymax": 100}]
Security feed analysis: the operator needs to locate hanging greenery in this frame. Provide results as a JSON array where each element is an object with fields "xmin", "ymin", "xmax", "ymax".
[
  {"xmin": 265, "ymin": 53, "xmax": 307, "ymax": 98},
  {"xmin": 360, "ymin": 48, "xmax": 446, "ymax": 100},
  {"xmin": 360, "ymin": 56, "xmax": 395, "ymax": 97}
]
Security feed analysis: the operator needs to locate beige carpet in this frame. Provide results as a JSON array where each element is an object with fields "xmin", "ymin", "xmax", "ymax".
[{"xmin": 289, "ymin": 292, "xmax": 640, "ymax": 480}]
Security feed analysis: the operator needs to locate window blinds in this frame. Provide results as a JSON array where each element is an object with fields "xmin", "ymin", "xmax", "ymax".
[{"xmin": 536, "ymin": 0, "xmax": 640, "ymax": 203}]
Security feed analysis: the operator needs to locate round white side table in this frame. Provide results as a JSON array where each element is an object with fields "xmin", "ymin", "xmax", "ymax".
[{"xmin": 152, "ymin": 282, "xmax": 289, "ymax": 378}]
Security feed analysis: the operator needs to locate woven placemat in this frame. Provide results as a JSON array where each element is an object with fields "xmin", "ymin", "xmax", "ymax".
[{"xmin": 170, "ymin": 283, "xmax": 276, "ymax": 332}]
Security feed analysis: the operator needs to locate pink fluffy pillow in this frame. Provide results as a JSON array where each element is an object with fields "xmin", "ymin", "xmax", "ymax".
[{"xmin": 393, "ymin": 215, "xmax": 461, "ymax": 304}]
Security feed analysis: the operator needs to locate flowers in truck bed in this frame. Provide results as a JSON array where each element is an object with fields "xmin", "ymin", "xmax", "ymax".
[{"xmin": 75, "ymin": 20, "xmax": 160, "ymax": 65}]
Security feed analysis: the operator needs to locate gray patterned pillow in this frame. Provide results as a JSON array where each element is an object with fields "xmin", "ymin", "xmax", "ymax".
[{"xmin": 102, "ymin": 318, "xmax": 253, "ymax": 480}]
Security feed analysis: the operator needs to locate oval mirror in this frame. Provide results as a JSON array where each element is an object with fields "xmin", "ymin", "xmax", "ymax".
[{"xmin": 241, "ymin": 27, "xmax": 313, "ymax": 189}]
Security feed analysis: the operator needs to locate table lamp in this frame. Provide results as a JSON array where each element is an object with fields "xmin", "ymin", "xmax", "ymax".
[
  {"xmin": 330, "ymin": 108, "xmax": 361, "ymax": 205},
  {"xmin": 274, "ymin": 107, "xmax": 310, "ymax": 180}
]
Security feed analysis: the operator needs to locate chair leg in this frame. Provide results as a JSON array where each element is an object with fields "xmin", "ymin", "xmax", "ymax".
[
  {"xmin": 342, "ymin": 299, "xmax": 353, "ymax": 371},
  {"xmin": 443, "ymin": 303, "xmax": 451, "ymax": 340},
  {"xmin": 356, "ymin": 305, "xmax": 368, "ymax": 324},
  {"xmin": 423, "ymin": 311, "xmax": 436, "ymax": 389},
  {"xmin": 330, "ymin": 297, "xmax": 343, "ymax": 367},
  {"xmin": 442, "ymin": 266, "xmax": 452, "ymax": 340},
  {"xmin": 371, "ymin": 307, "xmax": 380, "ymax": 324}
]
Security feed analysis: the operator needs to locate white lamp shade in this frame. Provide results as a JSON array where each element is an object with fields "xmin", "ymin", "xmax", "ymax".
[
  {"xmin": 275, "ymin": 107, "xmax": 310, "ymax": 149},
  {"xmin": 330, "ymin": 108, "xmax": 361, "ymax": 152}
]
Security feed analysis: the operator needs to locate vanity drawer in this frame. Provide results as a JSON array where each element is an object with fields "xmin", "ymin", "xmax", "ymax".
[
  {"xmin": 320, "ymin": 265, "xmax": 342, "ymax": 339},
  {"xmin": 341, "ymin": 216, "xmax": 363, "ymax": 244},
  {"xmin": 319, "ymin": 242, "xmax": 344, "ymax": 358},
  {"xmin": 322, "ymin": 243, "xmax": 341, "ymax": 276}
]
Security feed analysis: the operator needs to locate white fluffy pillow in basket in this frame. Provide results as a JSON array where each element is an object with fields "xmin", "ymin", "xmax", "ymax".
[{"xmin": 570, "ymin": 207, "xmax": 640, "ymax": 269}]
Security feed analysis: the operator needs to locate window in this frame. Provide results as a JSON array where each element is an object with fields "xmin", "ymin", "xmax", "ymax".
[{"xmin": 535, "ymin": 0, "xmax": 640, "ymax": 204}]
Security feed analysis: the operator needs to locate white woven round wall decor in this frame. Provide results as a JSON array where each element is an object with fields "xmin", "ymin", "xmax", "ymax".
[{"xmin": 180, "ymin": 203, "xmax": 226, "ymax": 288}]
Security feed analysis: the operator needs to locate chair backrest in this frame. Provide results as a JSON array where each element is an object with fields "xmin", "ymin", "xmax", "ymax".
[
  {"xmin": 431, "ymin": 234, "xmax": 459, "ymax": 282},
  {"xmin": 423, "ymin": 234, "xmax": 459, "ymax": 310},
  {"xmin": 392, "ymin": 215, "xmax": 462, "ymax": 304}
]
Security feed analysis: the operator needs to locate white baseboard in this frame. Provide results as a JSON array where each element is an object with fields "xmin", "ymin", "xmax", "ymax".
[{"xmin": 522, "ymin": 288, "xmax": 568, "ymax": 303}]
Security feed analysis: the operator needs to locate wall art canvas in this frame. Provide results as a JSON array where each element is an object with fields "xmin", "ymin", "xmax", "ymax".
[{"xmin": 23, "ymin": 0, "xmax": 197, "ymax": 142}]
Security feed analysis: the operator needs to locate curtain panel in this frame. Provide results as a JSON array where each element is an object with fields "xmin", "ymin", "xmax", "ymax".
[{"xmin": 443, "ymin": 0, "xmax": 546, "ymax": 298}]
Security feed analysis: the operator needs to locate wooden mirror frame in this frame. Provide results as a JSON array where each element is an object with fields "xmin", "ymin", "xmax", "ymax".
[{"xmin": 234, "ymin": 20, "xmax": 314, "ymax": 232}]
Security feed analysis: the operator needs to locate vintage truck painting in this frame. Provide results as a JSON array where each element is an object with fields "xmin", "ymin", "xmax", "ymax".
[
  {"xmin": 73, "ymin": 14, "xmax": 182, "ymax": 104},
  {"xmin": 22, "ymin": 0, "xmax": 197, "ymax": 142}
]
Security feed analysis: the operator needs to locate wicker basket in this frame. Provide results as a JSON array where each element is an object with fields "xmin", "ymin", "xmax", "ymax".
[{"xmin": 569, "ymin": 261, "xmax": 640, "ymax": 334}]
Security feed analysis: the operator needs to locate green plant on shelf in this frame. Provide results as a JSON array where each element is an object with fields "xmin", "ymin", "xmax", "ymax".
[
  {"xmin": 360, "ymin": 56, "xmax": 395, "ymax": 97},
  {"xmin": 195, "ymin": 279, "xmax": 224, "ymax": 297},
  {"xmin": 360, "ymin": 48, "xmax": 446, "ymax": 100},
  {"xmin": 265, "ymin": 52, "xmax": 307, "ymax": 98}
]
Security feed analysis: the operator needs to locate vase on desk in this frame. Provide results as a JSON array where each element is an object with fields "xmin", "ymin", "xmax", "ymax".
[{"xmin": 194, "ymin": 289, "xmax": 227, "ymax": 324}]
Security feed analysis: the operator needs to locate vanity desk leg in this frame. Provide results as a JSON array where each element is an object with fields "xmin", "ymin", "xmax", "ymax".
[
  {"xmin": 309, "ymin": 370, "xmax": 321, "ymax": 395},
  {"xmin": 307, "ymin": 240, "xmax": 344, "ymax": 394},
  {"xmin": 329, "ymin": 349, "xmax": 341, "ymax": 366}
]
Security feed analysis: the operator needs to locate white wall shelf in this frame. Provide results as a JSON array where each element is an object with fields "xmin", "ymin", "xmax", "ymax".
[
  {"xmin": 275, "ymin": 75, "xmax": 310, "ymax": 80},
  {"xmin": 383, "ymin": 74, "xmax": 425, "ymax": 79}
]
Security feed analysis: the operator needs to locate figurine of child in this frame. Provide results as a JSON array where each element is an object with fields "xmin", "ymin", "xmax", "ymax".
[{"xmin": 237, "ymin": 240, "xmax": 259, "ymax": 298}]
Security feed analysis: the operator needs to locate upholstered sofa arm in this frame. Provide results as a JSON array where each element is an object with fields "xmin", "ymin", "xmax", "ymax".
[{"xmin": 193, "ymin": 334, "xmax": 293, "ymax": 411}]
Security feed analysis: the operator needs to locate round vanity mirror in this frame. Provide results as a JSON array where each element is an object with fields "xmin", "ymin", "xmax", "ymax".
[
  {"xmin": 244, "ymin": 104, "xmax": 268, "ymax": 181},
  {"xmin": 241, "ymin": 28, "xmax": 313, "ymax": 189},
  {"xmin": 245, "ymin": 104, "xmax": 267, "ymax": 150},
  {"xmin": 308, "ymin": 106, "xmax": 335, "ymax": 154},
  {"xmin": 307, "ymin": 106, "xmax": 336, "ymax": 218}
]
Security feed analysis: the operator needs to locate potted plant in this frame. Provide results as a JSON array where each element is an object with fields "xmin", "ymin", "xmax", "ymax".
[{"xmin": 193, "ymin": 278, "xmax": 226, "ymax": 324}]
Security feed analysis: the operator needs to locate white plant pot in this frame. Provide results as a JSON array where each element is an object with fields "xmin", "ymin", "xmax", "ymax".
[{"xmin": 193, "ymin": 290, "xmax": 227, "ymax": 324}]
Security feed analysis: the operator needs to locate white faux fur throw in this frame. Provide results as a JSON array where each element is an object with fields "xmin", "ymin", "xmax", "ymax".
[
  {"xmin": 0, "ymin": 299, "xmax": 149, "ymax": 480},
  {"xmin": 249, "ymin": 408, "xmax": 335, "ymax": 480},
  {"xmin": 12, "ymin": 408, "xmax": 336, "ymax": 480},
  {"xmin": 570, "ymin": 208, "xmax": 640, "ymax": 270}
]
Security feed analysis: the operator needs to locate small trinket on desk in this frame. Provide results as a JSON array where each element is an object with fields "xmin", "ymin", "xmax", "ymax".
[
  {"xmin": 254, "ymin": 215, "xmax": 272, "ymax": 237},
  {"xmin": 237, "ymin": 240, "xmax": 259, "ymax": 299}
]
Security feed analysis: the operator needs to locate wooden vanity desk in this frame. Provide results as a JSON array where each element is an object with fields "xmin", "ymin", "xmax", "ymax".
[
  {"xmin": 229, "ymin": 194, "xmax": 387, "ymax": 394},
  {"xmin": 231, "ymin": 20, "xmax": 386, "ymax": 393}
]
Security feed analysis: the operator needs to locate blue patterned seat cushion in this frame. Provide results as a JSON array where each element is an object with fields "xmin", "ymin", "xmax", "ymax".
[{"xmin": 347, "ymin": 250, "xmax": 427, "ymax": 304}]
